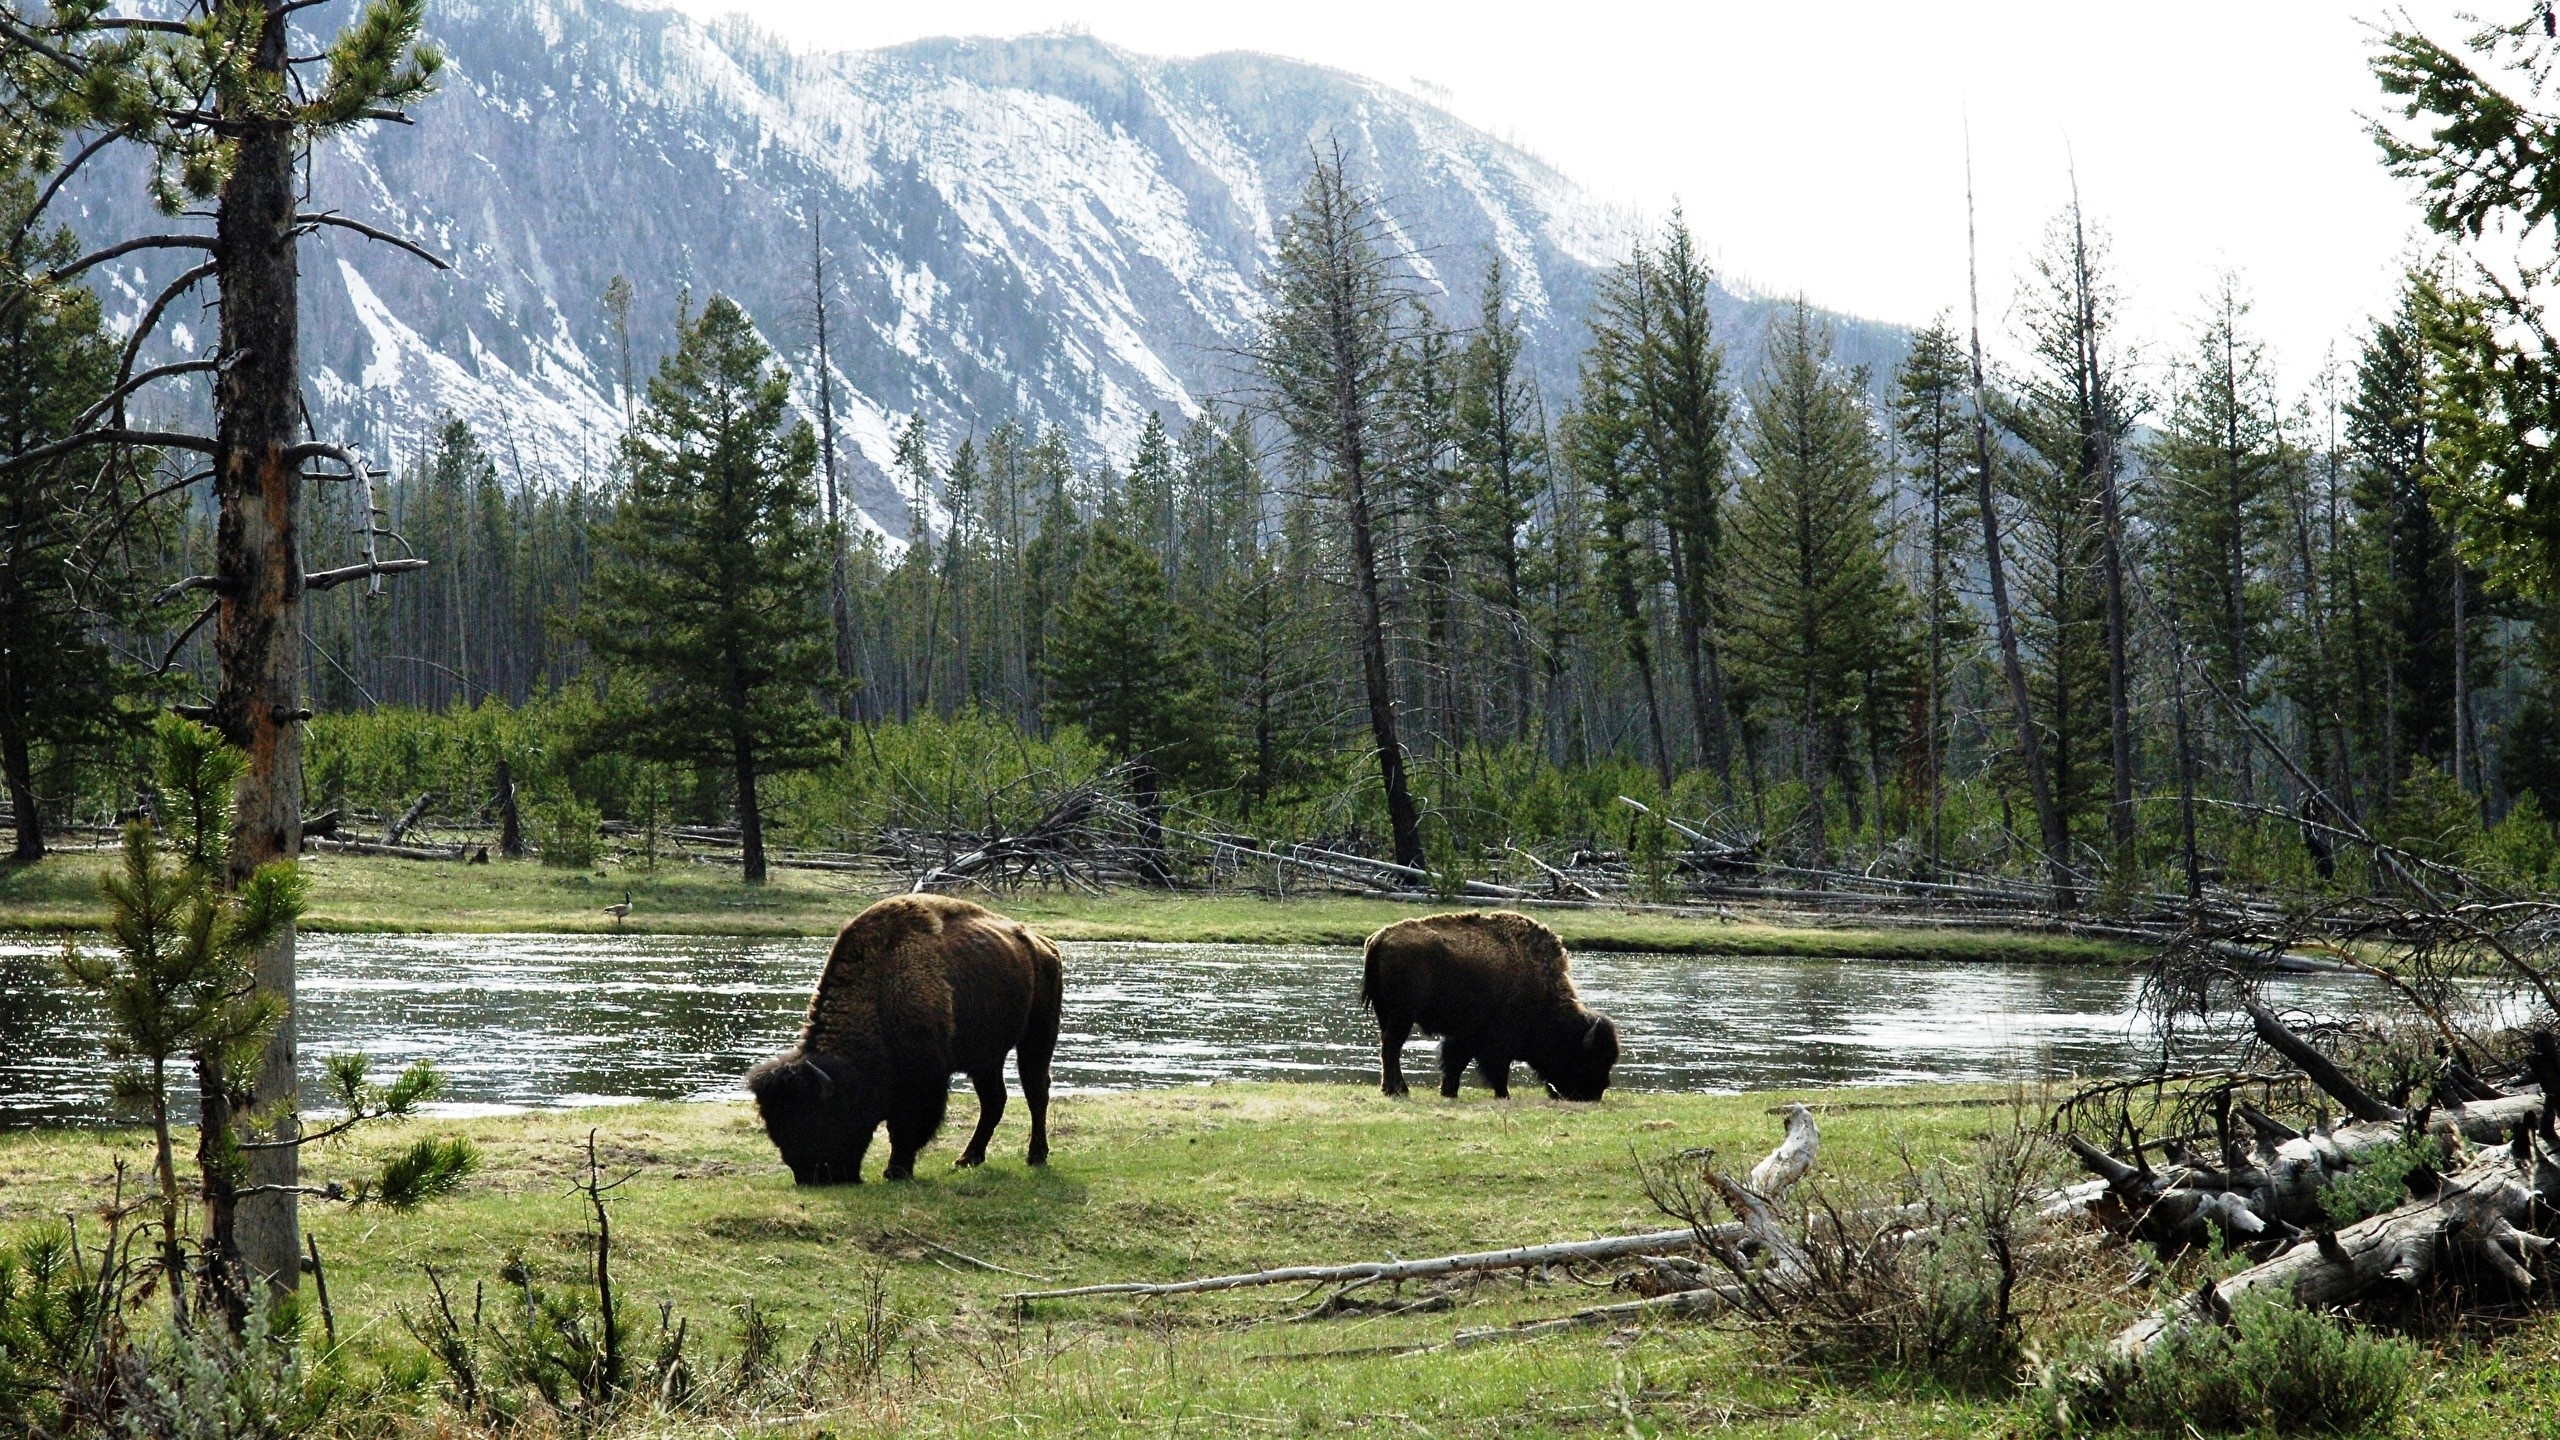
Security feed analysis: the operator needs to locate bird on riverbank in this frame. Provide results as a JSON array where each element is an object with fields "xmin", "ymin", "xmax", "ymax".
[{"xmin": 604, "ymin": 891, "xmax": 633, "ymax": 927}]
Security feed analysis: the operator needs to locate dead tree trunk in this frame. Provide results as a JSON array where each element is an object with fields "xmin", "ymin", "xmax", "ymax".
[
  {"xmin": 495, "ymin": 759, "xmax": 523, "ymax": 858},
  {"xmin": 2115, "ymin": 1134, "xmax": 2556, "ymax": 1357},
  {"xmin": 210, "ymin": 1, "xmax": 308, "ymax": 1293},
  {"xmin": 1966, "ymin": 154, "xmax": 2073, "ymax": 908}
]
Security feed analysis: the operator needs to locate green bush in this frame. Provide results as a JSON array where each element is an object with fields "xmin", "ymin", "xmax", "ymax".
[
  {"xmin": 2317, "ymin": 1138, "xmax": 2437, "ymax": 1229},
  {"xmin": 533, "ymin": 793, "xmax": 603, "ymax": 869},
  {"xmin": 2028, "ymin": 1295, "xmax": 2413, "ymax": 1436}
]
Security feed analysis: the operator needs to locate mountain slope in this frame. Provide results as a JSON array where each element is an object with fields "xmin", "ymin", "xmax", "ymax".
[{"xmin": 69, "ymin": 0, "xmax": 1905, "ymax": 536}]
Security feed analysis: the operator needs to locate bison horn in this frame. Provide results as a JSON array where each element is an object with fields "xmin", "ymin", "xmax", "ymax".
[{"xmin": 1584, "ymin": 1017, "xmax": 1606, "ymax": 1049}]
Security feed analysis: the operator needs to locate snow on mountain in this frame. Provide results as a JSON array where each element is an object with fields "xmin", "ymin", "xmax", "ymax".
[{"xmin": 72, "ymin": 0, "xmax": 1905, "ymax": 537}]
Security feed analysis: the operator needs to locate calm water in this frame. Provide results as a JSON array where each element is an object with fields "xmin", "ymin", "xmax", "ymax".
[{"xmin": 0, "ymin": 932, "xmax": 2374, "ymax": 1126}]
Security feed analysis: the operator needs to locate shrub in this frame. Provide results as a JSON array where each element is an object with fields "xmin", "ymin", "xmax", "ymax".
[
  {"xmin": 2028, "ymin": 1296, "xmax": 2413, "ymax": 1436},
  {"xmin": 533, "ymin": 793, "xmax": 603, "ymax": 869},
  {"xmin": 2317, "ymin": 1138, "xmax": 2438, "ymax": 1229}
]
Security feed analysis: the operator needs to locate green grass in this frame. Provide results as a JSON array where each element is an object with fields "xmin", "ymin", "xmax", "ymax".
[
  {"xmin": 0, "ymin": 850, "xmax": 2137, "ymax": 962},
  {"xmin": 3, "ymin": 1084, "xmax": 2542, "ymax": 1438}
]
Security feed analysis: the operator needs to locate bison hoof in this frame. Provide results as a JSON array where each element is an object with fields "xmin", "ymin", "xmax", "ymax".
[
  {"xmin": 954, "ymin": 1153, "xmax": 985, "ymax": 1169},
  {"xmin": 1028, "ymin": 1151, "xmax": 1048, "ymax": 1166},
  {"xmin": 884, "ymin": 1165, "xmax": 915, "ymax": 1181}
]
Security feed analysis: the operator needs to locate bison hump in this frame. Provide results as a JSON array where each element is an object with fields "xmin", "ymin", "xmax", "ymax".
[
  {"xmin": 799, "ymin": 894, "xmax": 971, "ymax": 1058},
  {"xmin": 1370, "ymin": 909, "xmax": 1574, "ymax": 995}
]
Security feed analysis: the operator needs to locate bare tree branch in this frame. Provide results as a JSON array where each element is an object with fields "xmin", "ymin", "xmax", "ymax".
[
  {"xmin": 302, "ymin": 558, "xmax": 428, "ymax": 593},
  {"xmin": 44, "ymin": 233, "xmax": 217, "ymax": 284},
  {"xmin": 155, "ymin": 603, "xmax": 218, "ymax": 675},
  {"xmin": 297, "ymin": 213, "xmax": 449, "ymax": 270},
  {"xmin": 0, "ymin": 427, "xmax": 217, "ymax": 477},
  {"xmin": 155, "ymin": 574, "xmax": 225, "ymax": 607},
  {"xmin": 73, "ymin": 358, "xmax": 219, "ymax": 432},
  {"xmin": 115, "ymin": 260, "xmax": 219, "ymax": 394}
]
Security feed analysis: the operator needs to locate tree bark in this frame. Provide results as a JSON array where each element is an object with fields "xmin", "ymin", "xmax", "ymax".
[
  {"xmin": 2, "ymin": 718, "xmax": 41, "ymax": 863},
  {"xmin": 734, "ymin": 733, "xmax": 766, "ymax": 885},
  {"xmin": 811, "ymin": 215, "xmax": 859, "ymax": 724},
  {"xmin": 2113, "ymin": 1138, "xmax": 2555, "ymax": 1358},
  {"xmin": 1967, "ymin": 159, "xmax": 2073, "ymax": 907},
  {"xmin": 494, "ymin": 758, "xmax": 523, "ymax": 858},
  {"xmin": 211, "ymin": 0, "xmax": 305, "ymax": 1295}
]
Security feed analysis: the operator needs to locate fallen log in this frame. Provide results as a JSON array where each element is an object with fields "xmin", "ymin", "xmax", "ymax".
[
  {"xmin": 1003, "ymin": 1226, "xmax": 1738, "ymax": 1304},
  {"xmin": 2114, "ymin": 1131, "xmax": 2560, "ymax": 1356},
  {"xmin": 306, "ymin": 836, "xmax": 468, "ymax": 862},
  {"xmin": 385, "ymin": 790, "xmax": 436, "ymax": 845}
]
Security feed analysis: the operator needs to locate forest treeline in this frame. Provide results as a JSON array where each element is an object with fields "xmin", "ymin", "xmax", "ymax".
[{"xmin": 11, "ymin": 27, "xmax": 2560, "ymax": 900}]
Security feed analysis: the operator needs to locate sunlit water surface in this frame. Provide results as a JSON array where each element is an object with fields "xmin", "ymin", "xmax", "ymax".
[{"xmin": 0, "ymin": 932, "xmax": 2375, "ymax": 1126}]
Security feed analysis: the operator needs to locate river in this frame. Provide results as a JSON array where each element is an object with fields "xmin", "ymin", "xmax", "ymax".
[{"xmin": 0, "ymin": 932, "xmax": 2375, "ymax": 1126}]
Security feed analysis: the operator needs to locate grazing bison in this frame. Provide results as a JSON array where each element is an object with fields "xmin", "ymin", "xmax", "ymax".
[
  {"xmin": 746, "ymin": 894, "xmax": 1062, "ymax": 1183},
  {"xmin": 1359, "ymin": 910, "xmax": 1619, "ymax": 1101}
]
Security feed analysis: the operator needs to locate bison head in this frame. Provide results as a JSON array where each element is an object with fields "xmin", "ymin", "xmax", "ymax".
[
  {"xmin": 1538, "ymin": 1012, "xmax": 1619, "ymax": 1102},
  {"xmin": 745, "ymin": 1049, "xmax": 873, "ymax": 1184}
]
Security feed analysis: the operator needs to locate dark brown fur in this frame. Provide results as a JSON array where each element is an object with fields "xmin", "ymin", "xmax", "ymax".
[
  {"xmin": 745, "ymin": 893, "xmax": 1062, "ymax": 1183},
  {"xmin": 1359, "ymin": 910, "xmax": 1618, "ymax": 1101}
]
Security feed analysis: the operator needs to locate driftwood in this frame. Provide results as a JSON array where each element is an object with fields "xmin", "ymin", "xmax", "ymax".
[
  {"xmin": 384, "ymin": 791, "xmax": 435, "ymax": 845},
  {"xmin": 2057, "ymin": 984, "xmax": 2560, "ymax": 1357},
  {"xmin": 305, "ymin": 836, "xmax": 467, "ymax": 862},
  {"xmin": 2114, "ymin": 1131, "xmax": 2559, "ymax": 1356},
  {"xmin": 1004, "ymin": 1226, "xmax": 1734, "ymax": 1305},
  {"xmin": 2061, "ymin": 1004, "xmax": 2550, "ymax": 1252}
]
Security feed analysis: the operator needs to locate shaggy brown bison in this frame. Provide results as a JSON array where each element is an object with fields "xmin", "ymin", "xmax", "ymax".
[
  {"xmin": 745, "ymin": 894, "xmax": 1062, "ymax": 1183},
  {"xmin": 1360, "ymin": 910, "xmax": 1618, "ymax": 1101}
]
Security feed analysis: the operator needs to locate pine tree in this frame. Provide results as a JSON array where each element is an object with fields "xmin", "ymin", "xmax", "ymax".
[
  {"xmin": 1454, "ymin": 254, "xmax": 1545, "ymax": 745},
  {"xmin": 1893, "ymin": 318, "xmax": 1979, "ymax": 872},
  {"xmin": 2149, "ymin": 277, "xmax": 2286, "ymax": 804},
  {"xmin": 1724, "ymin": 301, "xmax": 1908, "ymax": 861},
  {"xmin": 1565, "ymin": 322, "xmax": 1674, "ymax": 787},
  {"xmin": 1043, "ymin": 524, "xmax": 1218, "ymax": 781},
  {"xmin": 0, "ymin": 170, "xmax": 155, "ymax": 862},
  {"xmin": 582, "ymin": 295, "xmax": 837, "ymax": 884},
  {"xmin": 1258, "ymin": 146, "xmax": 1427, "ymax": 870},
  {"xmin": 1628, "ymin": 212, "xmax": 1737, "ymax": 788}
]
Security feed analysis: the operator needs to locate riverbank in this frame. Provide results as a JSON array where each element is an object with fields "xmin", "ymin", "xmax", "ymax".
[
  {"xmin": 0, "ymin": 850, "xmax": 2140, "ymax": 962},
  {"xmin": 0, "ymin": 1084, "xmax": 2542, "ymax": 1438}
]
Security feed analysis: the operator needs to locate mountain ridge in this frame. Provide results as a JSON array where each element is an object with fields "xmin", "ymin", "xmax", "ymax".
[{"xmin": 66, "ymin": 0, "xmax": 1907, "ymax": 537}]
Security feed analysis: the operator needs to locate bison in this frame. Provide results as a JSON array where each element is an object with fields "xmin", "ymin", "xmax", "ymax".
[
  {"xmin": 745, "ymin": 893, "xmax": 1063, "ymax": 1184},
  {"xmin": 1359, "ymin": 910, "xmax": 1619, "ymax": 1101}
]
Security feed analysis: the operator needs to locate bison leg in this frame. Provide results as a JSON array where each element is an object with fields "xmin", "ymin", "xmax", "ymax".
[
  {"xmin": 882, "ymin": 1083, "xmax": 949, "ymax": 1181},
  {"xmin": 1378, "ymin": 1015, "xmax": 1415, "ymax": 1097},
  {"xmin": 955, "ymin": 1068, "xmax": 1007, "ymax": 1168},
  {"xmin": 1439, "ymin": 1042, "xmax": 1472, "ymax": 1099},
  {"xmin": 1477, "ymin": 1055, "xmax": 1513, "ymax": 1099},
  {"xmin": 1018, "ymin": 1046, "xmax": 1053, "ymax": 1166}
]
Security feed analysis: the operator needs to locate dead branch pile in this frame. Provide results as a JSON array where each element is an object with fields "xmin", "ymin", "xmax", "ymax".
[{"xmin": 2045, "ymin": 904, "xmax": 2560, "ymax": 1358}]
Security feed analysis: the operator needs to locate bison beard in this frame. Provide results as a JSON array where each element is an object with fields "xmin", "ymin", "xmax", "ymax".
[
  {"xmin": 747, "ymin": 894, "xmax": 1063, "ymax": 1183},
  {"xmin": 1360, "ymin": 911, "xmax": 1620, "ymax": 1101}
]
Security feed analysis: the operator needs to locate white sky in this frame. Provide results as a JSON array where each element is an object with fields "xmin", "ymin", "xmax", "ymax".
[{"xmin": 653, "ymin": 0, "xmax": 2483, "ymax": 398}]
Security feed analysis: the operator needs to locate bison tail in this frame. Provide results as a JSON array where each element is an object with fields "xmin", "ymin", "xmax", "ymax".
[{"xmin": 1358, "ymin": 938, "xmax": 1382, "ymax": 1013}]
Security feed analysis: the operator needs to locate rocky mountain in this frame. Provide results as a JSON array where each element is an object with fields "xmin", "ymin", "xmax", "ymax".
[{"xmin": 70, "ymin": 0, "xmax": 1906, "ymax": 537}]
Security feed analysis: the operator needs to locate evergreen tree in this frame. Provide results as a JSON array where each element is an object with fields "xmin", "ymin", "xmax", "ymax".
[
  {"xmin": 1565, "ymin": 322, "xmax": 1674, "ymax": 787},
  {"xmin": 1258, "ymin": 146, "xmax": 1427, "ymax": 870},
  {"xmin": 1893, "ymin": 318, "xmax": 1979, "ymax": 870},
  {"xmin": 581, "ymin": 296, "xmax": 837, "ymax": 884},
  {"xmin": 1043, "ymin": 524, "xmax": 1218, "ymax": 780},
  {"xmin": 1454, "ymin": 253, "xmax": 1546, "ymax": 744},
  {"xmin": 1628, "ymin": 212, "xmax": 1737, "ymax": 787},
  {"xmin": 1122, "ymin": 412, "xmax": 1179, "ymax": 581},
  {"xmin": 2149, "ymin": 278, "xmax": 2286, "ymax": 803},
  {"xmin": 0, "ymin": 171, "xmax": 155, "ymax": 861},
  {"xmin": 1725, "ymin": 301, "xmax": 1908, "ymax": 861}
]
